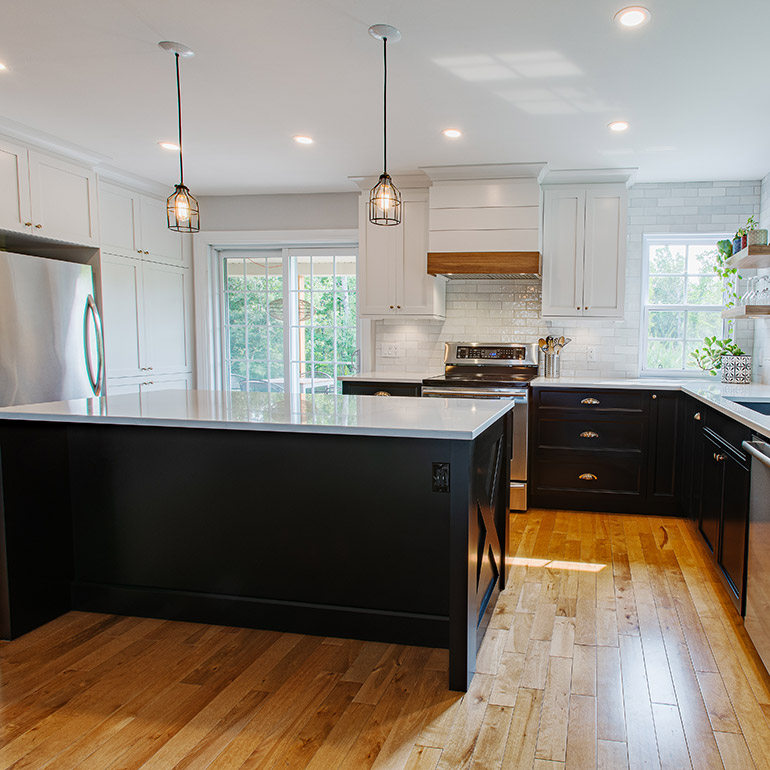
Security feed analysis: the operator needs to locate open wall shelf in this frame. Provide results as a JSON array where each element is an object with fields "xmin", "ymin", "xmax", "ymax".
[
  {"xmin": 721, "ymin": 304, "xmax": 770, "ymax": 319},
  {"xmin": 725, "ymin": 245, "xmax": 770, "ymax": 270}
]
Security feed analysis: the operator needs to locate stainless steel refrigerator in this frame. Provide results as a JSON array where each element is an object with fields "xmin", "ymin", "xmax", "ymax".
[{"xmin": 0, "ymin": 251, "xmax": 104, "ymax": 407}]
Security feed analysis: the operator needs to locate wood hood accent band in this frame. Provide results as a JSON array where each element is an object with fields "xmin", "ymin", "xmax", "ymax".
[{"xmin": 427, "ymin": 251, "xmax": 541, "ymax": 276}]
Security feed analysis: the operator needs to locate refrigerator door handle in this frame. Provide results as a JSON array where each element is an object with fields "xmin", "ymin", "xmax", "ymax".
[{"xmin": 84, "ymin": 294, "xmax": 105, "ymax": 396}]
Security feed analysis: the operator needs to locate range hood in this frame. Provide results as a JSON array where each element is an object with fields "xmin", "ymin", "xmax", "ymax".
[
  {"xmin": 427, "ymin": 250, "xmax": 541, "ymax": 279},
  {"xmin": 420, "ymin": 162, "xmax": 546, "ymax": 280}
]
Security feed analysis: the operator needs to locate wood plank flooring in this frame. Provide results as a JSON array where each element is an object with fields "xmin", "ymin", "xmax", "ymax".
[{"xmin": 3, "ymin": 511, "xmax": 770, "ymax": 769}]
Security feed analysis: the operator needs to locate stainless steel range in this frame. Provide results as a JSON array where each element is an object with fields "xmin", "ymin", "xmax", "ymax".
[{"xmin": 422, "ymin": 342, "xmax": 538, "ymax": 511}]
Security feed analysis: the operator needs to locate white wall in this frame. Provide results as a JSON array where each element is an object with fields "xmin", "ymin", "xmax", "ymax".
[
  {"xmin": 373, "ymin": 180, "xmax": 760, "ymax": 377},
  {"xmin": 198, "ymin": 192, "xmax": 358, "ymax": 231}
]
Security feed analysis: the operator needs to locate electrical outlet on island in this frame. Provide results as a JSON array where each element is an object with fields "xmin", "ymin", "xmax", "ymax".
[
  {"xmin": 587, "ymin": 346, "xmax": 597, "ymax": 362},
  {"xmin": 382, "ymin": 343, "xmax": 400, "ymax": 358}
]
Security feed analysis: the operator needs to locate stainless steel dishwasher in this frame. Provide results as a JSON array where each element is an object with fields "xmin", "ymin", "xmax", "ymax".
[{"xmin": 743, "ymin": 436, "xmax": 770, "ymax": 669}]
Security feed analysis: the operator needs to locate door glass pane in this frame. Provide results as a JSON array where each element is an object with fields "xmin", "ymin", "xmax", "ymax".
[{"xmin": 224, "ymin": 250, "xmax": 357, "ymax": 395}]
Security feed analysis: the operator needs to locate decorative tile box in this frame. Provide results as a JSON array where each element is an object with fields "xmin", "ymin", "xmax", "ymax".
[{"xmin": 721, "ymin": 355, "xmax": 752, "ymax": 384}]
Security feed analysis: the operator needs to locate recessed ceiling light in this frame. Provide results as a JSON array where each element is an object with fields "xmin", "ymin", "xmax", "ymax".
[
  {"xmin": 608, "ymin": 120, "xmax": 630, "ymax": 132},
  {"xmin": 442, "ymin": 128, "xmax": 462, "ymax": 138},
  {"xmin": 0, "ymin": 63, "xmax": 7, "ymax": 71},
  {"xmin": 614, "ymin": 6, "xmax": 651, "ymax": 27},
  {"xmin": 158, "ymin": 141, "xmax": 180, "ymax": 151},
  {"xmin": 293, "ymin": 135, "xmax": 314, "ymax": 145}
]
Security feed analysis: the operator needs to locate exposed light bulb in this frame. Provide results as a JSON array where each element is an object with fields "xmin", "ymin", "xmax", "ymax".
[
  {"xmin": 175, "ymin": 196, "xmax": 190, "ymax": 222},
  {"xmin": 377, "ymin": 189, "xmax": 393, "ymax": 210}
]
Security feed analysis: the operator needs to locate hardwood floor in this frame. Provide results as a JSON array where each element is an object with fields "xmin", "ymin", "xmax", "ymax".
[{"xmin": 2, "ymin": 510, "xmax": 770, "ymax": 769}]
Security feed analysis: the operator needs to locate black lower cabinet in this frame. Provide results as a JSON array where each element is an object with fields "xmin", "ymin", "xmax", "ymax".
[
  {"xmin": 698, "ymin": 416, "xmax": 751, "ymax": 612},
  {"xmin": 682, "ymin": 398, "xmax": 705, "ymax": 522},
  {"xmin": 530, "ymin": 388, "xmax": 681, "ymax": 515},
  {"xmin": 341, "ymin": 381, "xmax": 421, "ymax": 397}
]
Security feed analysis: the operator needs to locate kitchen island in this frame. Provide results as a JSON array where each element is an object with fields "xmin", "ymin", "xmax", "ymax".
[{"xmin": 0, "ymin": 390, "xmax": 513, "ymax": 691}]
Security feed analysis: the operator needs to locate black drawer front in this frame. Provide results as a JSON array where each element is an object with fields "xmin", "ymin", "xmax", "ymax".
[
  {"xmin": 704, "ymin": 408, "xmax": 752, "ymax": 455},
  {"xmin": 342, "ymin": 382, "xmax": 421, "ymax": 397},
  {"xmin": 533, "ymin": 456, "xmax": 643, "ymax": 494},
  {"xmin": 536, "ymin": 416, "xmax": 644, "ymax": 451},
  {"xmin": 537, "ymin": 389, "xmax": 645, "ymax": 413}
]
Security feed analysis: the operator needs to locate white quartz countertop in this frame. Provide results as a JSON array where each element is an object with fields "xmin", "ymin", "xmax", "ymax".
[
  {"xmin": 0, "ymin": 389, "xmax": 514, "ymax": 440},
  {"xmin": 533, "ymin": 376, "xmax": 770, "ymax": 438},
  {"xmin": 337, "ymin": 371, "xmax": 441, "ymax": 383}
]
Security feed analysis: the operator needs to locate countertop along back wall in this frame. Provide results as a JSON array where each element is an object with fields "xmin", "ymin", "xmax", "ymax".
[{"xmin": 373, "ymin": 180, "xmax": 760, "ymax": 378}]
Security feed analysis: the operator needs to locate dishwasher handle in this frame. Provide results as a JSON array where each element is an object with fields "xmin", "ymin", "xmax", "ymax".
[{"xmin": 743, "ymin": 440, "xmax": 770, "ymax": 469}]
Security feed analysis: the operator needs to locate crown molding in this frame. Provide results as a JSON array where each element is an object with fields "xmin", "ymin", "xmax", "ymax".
[
  {"xmin": 540, "ymin": 167, "xmax": 638, "ymax": 187},
  {"xmin": 420, "ymin": 162, "xmax": 548, "ymax": 183},
  {"xmin": 95, "ymin": 164, "xmax": 170, "ymax": 196},
  {"xmin": 348, "ymin": 170, "xmax": 432, "ymax": 192}
]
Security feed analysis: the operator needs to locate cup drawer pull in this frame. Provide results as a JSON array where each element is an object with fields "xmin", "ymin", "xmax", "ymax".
[
  {"xmin": 581, "ymin": 398, "xmax": 601, "ymax": 405},
  {"xmin": 580, "ymin": 431, "xmax": 599, "ymax": 439},
  {"xmin": 579, "ymin": 473, "xmax": 598, "ymax": 481},
  {"xmin": 374, "ymin": 390, "xmax": 392, "ymax": 397}
]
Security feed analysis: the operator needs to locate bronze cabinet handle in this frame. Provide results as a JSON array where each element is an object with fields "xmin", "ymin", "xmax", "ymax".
[
  {"xmin": 581, "ymin": 398, "xmax": 600, "ymax": 405},
  {"xmin": 34, "ymin": 223, "xmax": 43, "ymax": 229},
  {"xmin": 24, "ymin": 221, "xmax": 32, "ymax": 226},
  {"xmin": 694, "ymin": 412, "xmax": 702, "ymax": 421},
  {"xmin": 580, "ymin": 431, "xmax": 599, "ymax": 439},
  {"xmin": 579, "ymin": 473, "xmax": 597, "ymax": 481},
  {"xmin": 374, "ymin": 390, "xmax": 392, "ymax": 397},
  {"xmin": 714, "ymin": 453, "xmax": 726, "ymax": 462}
]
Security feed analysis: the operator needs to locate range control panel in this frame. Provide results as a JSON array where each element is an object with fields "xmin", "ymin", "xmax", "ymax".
[{"xmin": 456, "ymin": 346, "xmax": 526, "ymax": 360}]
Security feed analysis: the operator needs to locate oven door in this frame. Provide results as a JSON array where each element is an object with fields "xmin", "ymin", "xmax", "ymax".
[{"xmin": 422, "ymin": 387, "xmax": 528, "ymax": 511}]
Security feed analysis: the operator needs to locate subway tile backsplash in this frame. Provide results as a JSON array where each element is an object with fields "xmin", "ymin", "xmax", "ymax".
[{"xmin": 373, "ymin": 180, "xmax": 761, "ymax": 378}]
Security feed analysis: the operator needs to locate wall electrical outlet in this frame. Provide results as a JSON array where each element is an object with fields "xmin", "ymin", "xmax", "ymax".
[
  {"xmin": 587, "ymin": 347, "xmax": 597, "ymax": 362},
  {"xmin": 382, "ymin": 343, "xmax": 400, "ymax": 358}
]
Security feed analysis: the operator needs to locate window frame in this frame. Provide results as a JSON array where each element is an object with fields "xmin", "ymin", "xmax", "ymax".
[
  {"xmin": 639, "ymin": 233, "xmax": 728, "ymax": 377},
  {"xmin": 218, "ymin": 245, "xmax": 359, "ymax": 396}
]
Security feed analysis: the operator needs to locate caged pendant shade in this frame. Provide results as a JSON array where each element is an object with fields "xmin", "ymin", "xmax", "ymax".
[
  {"xmin": 159, "ymin": 41, "xmax": 200, "ymax": 233},
  {"xmin": 368, "ymin": 25, "xmax": 401, "ymax": 227}
]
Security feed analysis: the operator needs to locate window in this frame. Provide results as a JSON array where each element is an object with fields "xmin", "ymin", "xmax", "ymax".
[
  {"xmin": 640, "ymin": 235, "xmax": 726, "ymax": 374},
  {"xmin": 221, "ymin": 247, "xmax": 357, "ymax": 395}
]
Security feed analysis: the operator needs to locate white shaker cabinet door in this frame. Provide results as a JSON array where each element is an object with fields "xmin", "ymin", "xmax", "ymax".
[
  {"xmin": 28, "ymin": 151, "xmax": 99, "ymax": 246},
  {"xmin": 582, "ymin": 186, "xmax": 627, "ymax": 318},
  {"xmin": 140, "ymin": 195, "xmax": 185, "ymax": 266},
  {"xmin": 0, "ymin": 139, "xmax": 31, "ymax": 234},
  {"xmin": 99, "ymin": 183, "xmax": 142, "ymax": 258},
  {"xmin": 359, "ymin": 210, "xmax": 399, "ymax": 316},
  {"xmin": 101, "ymin": 255, "xmax": 144, "ymax": 378},
  {"xmin": 541, "ymin": 188, "xmax": 586, "ymax": 317},
  {"xmin": 141, "ymin": 262, "xmax": 192, "ymax": 374}
]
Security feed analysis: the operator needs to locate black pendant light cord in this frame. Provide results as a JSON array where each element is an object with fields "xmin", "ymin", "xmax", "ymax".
[
  {"xmin": 175, "ymin": 52, "xmax": 184, "ymax": 186},
  {"xmin": 382, "ymin": 37, "xmax": 387, "ymax": 176}
]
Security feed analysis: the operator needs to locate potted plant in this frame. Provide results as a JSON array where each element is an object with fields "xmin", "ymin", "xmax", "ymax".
[
  {"xmin": 733, "ymin": 230, "xmax": 744, "ymax": 255},
  {"xmin": 746, "ymin": 215, "xmax": 769, "ymax": 247},
  {"xmin": 691, "ymin": 338, "xmax": 751, "ymax": 382}
]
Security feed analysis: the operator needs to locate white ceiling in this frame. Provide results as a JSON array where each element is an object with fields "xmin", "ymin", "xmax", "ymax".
[{"xmin": 2, "ymin": 0, "xmax": 769, "ymax": 195}]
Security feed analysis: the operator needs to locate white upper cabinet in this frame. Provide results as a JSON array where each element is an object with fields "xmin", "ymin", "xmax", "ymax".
[
  {"xmin": 28, "ymin": 152, "xmax": 99, "ymax": 246},
  {"xmin": 541, "ymin": 183, "xmax": 627, "ymax": 318},
  {"xmin": 98, "ymin": 181, "xmax": 186, "ymax": 266},
  {"xmin": 0, "ymin": 141, "xmax": 98, "ymax": 246},
  {"xmin": 101, "ymin": 253, "xmax": 193, "ymax": 379},
  {"xmin": 0, "ymin": 139, "xmax": 32, "ymax": 234},
  {"xmin": 358, "ymin": 187, "xmax": 446, "ymax": 319}
]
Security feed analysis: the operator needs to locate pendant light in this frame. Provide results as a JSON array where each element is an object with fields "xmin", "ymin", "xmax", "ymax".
[
  {"xmin": 368, "ymin": 25, "xmax": 401, "ymax": 227},
  {"xmin": 159, "ymin": 41, "xmax": 200, "ymax": 233}
]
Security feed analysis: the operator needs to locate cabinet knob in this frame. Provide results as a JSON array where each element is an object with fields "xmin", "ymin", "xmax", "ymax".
[
  {"xmin": 652, "ymin": 394, "xmax": 657, "ymax": 399},
  {"xmin": 397, "ymin": 305, "xmax": 401, "ymax": 309},
  {"xmin": 34, "ymin": 223, "xmax": 42, "ymax": 229},
  {"xmin": 584, "ymin": 306, "xmax": 589, "ymax": 310},
  {"xmin": 579, "ymin": 431, "xmax": 599, "ymax": 439},
  {"xmin": 137, "ymin": 250, "xmax": 143, "ymax": 254},
  {"xmin": 24, "ymin": 221, "xmax": 32, "ymax": 227},
  {"xmin": 374, "ymin": 391, "xmax": 392, "ymax": 397},
  {"xmin": 577, "ymin": 307, "xmax": 580, "ymax": 311},
  {"xmin": 581, "ymin": 397, "xmax": 600, "ymax": 405},
  {"xmin": 714, "ymin": 453, "xmax": 726, "ymax": 462},
  {"xmin": 694, "ymin": 412, "xmax": 702, "ymax": 421},
  {"xmin": 389, "ymin": 305, "xmax": 394, "ymax": 309},
  {"xmin": 579, "ymin": 473, "xmax": 598, "ymax": 481},
  {"xmin": 144, "ymin": 250, "xmax": 150, "ymax": 255}
]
